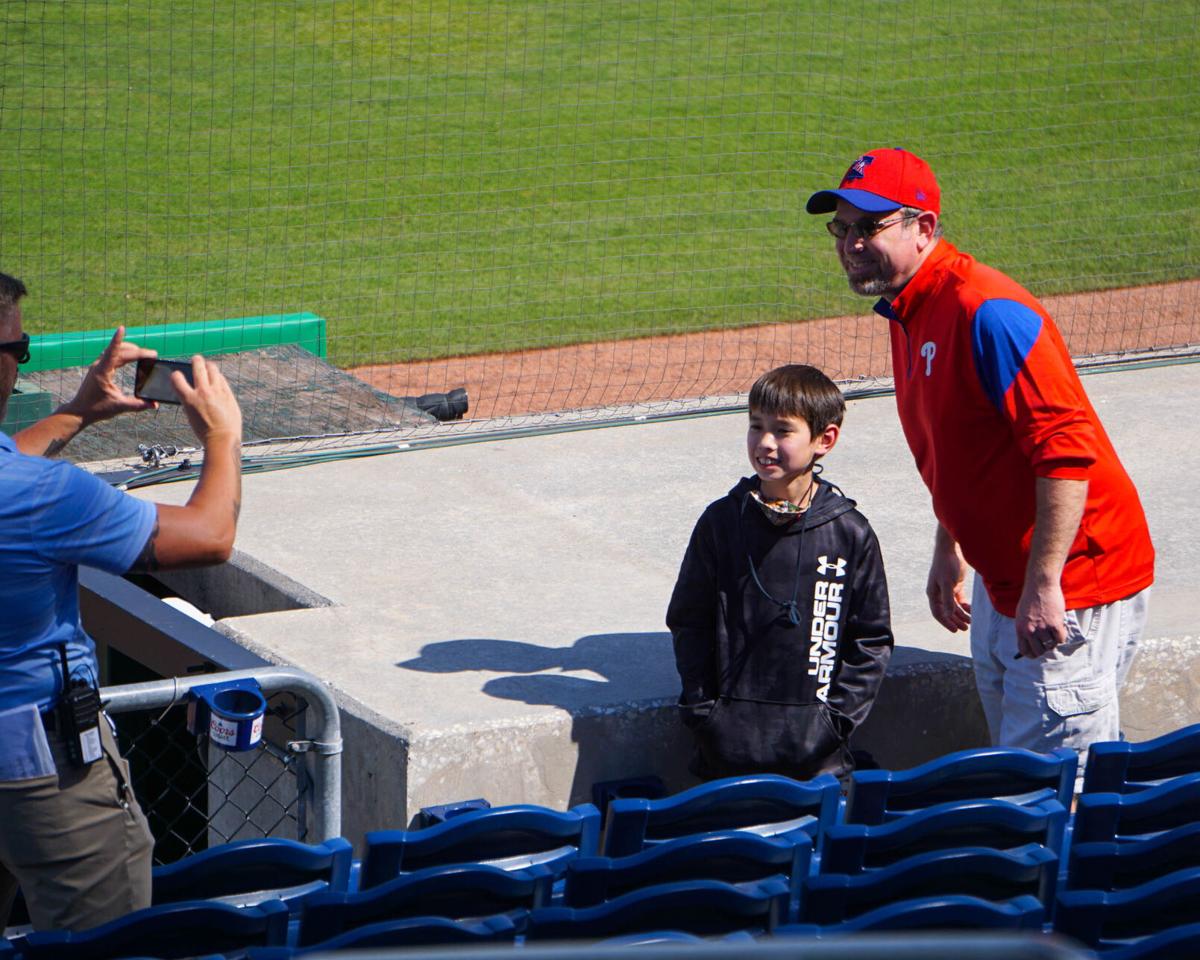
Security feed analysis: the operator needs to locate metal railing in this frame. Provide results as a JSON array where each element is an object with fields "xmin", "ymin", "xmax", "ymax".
[{"xmin": 101, "ymin": 666, "xmax": 342, "ymax": 864}]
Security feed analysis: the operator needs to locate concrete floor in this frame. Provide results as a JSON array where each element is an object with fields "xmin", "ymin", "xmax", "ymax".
[{"xmin": 128, "ymin": 360, "xmax": 1200, "ymax": 838}]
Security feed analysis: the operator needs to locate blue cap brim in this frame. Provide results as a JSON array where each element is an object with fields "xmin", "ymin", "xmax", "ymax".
[{"xmin": 806, "ymin": 188, "xmax": 903, "ymax": 215}]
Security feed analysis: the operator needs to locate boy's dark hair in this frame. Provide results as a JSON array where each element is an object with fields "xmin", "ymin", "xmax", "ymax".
[
  {"xmin": 0, "ymin": 272, "xmax": 27, "ymax": 314},
  {"xmin": 748, "ymin": 364, "xmax": 845, "ymax": 433}
]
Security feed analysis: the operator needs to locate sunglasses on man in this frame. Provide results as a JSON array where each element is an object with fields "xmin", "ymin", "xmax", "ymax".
[
  {"xmin": 0, "ymin": 333, "xmax": 31, "ymax": 365},
  {"xmin": 826, "ymin": 212, "xmax": 914, "ymax": 241}
]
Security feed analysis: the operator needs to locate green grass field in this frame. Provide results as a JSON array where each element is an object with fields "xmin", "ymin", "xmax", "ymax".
[{"xmin": 1, "ymin": 1, "xmax": 1196, "ymax": 368}]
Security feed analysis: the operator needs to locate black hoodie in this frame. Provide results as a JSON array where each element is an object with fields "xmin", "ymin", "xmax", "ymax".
[{"xmin": 667, "ymin": 475, "xmax": 893, "ymax": 781}]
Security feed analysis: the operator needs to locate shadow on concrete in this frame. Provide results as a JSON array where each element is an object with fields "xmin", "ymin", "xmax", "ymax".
[
  {"xmin": 396, "ymin": 633, "xmax": 670, "ymax": 692},
  {"xmin": 397, "ymin": 633, "xmax": 694, "ymax": 806},
  {"xmin": 395, "ymin": 636, "xmax": 994, "ymax": 805}
]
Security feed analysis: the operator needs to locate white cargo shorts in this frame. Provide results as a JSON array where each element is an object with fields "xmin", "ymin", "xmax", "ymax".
[{"xmin": 969, "ymin": 578, "xmax": 1149, "ymax": 771}]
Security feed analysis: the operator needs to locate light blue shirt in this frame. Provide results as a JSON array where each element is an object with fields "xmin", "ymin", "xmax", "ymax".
[{"xmin": 0, "ymin": 431, "xmax": 157, "ymax": 710}]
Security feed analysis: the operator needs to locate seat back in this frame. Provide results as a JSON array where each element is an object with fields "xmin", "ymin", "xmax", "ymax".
[
  {"xmin": 600, "ymin": 930, "xmax": 757, "ymax": 946},
  {"xmin": 1066, "ymin": 821, "xmax": 1200, "ymax": 891},
  {"xmin": 1101, "ymin": 919, "xmax": 1200, "ymax": 960},
  {"xmin": 1055, "ymin": 866, "xmax": 1200, "ymax": 948},
  {"xmin": 151, "ymin": 836, "xmax": 353, "ymax": 906},
  {"xmin": 601, "ymin": 774, "xmax": 840, "ymax": 858},
  {"xmin": 1072, "ymin": 773, "xmax": 1200, "ymax": 845},
  {"xmin": 820, "ymin": 798, "xmax": 1067, "ymax": 874},
  {"xmin": 1083, "ymin": 724, "xmax": 1200, "ymax": 794},
  {"xmin": 802, "ymin": 845, "xmax": 1058, "ymax": 924},
  {"xmin": 17, "ymin": 899, "xmax": 290, "ymax": 960},
  {"xmin": 297, "ymin": 863, "xmax": 552, "ymax": 946},
  {"xmin": 597, "ymin": 930, "xmax": 705, "ymax": 945},
  {"xmin": 412, "ymin": 798, "xmax": 491, "ymax": 829},
  {"xmin": 360, "ymin": 802, "xmax": 600, "ymax": 888},
  {"xmin": 525, "ymin": 877, "xmax": 790, "ymax": 940},
  {"xmin": 778, "ymin": 893, "xmax": 1045, "ymax": 935},
  {"xmin": 564, "ymin": 830, "xmax": 810, "ymax": 909},
  {"xmin": 845, "ymin": 746, "xmax": 1076, "ymax": 825},
  {"xmin": 295, "ymin": 912, "xmax": 522, "ymax": 955}
]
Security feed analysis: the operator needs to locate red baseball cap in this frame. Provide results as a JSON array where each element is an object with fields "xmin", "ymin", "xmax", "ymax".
[{"xmin": 806, "ymin": 148, "xmax": 940, "ymax": 216}]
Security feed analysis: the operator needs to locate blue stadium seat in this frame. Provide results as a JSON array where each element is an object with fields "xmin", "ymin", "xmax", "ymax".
[
  {"xmin": 563, "ymin": 830, "xmax": 811, "ymax": 911},
  {"xmin": 845, "ymin": 746, "xmax": 1076, "ymax": 825},
  {"xmin": 600, "ymin": 929, "xmax": 758, "ymax": 946},
  {"xmin": 360, "ymin": 802, "xmax": 600, "ymax": 888},
  {"xmin": 601, "ymin": 774, "xmax": 840, "ymax": 858},
  {"xmin": 411, "ymin": 798, "xmax": 492, "ymax": 829},
  {"xmin": 15, "ymin": 898, "xmax": 290, "ymax": 959},
  {"xmin": 296, "ymin": 862, "xmax": 552, "ymax": 946},
  {"xmin": 151, "ymin": 836, "xmax": 353, "ymax": 907},
  {"xmin": 590, "ymin": 775, "xmax": 667, "ymax": 819},
  {"xmin": 247, "ymin": 912, "xmax": 521, "ymax": 958},
  {"xmin": 1072, "ymin": 772, "xmax": 1200, "ymax": 845},
  {"xmin": 598, "ymin": 930, "xmax": 705, "ymax": 945},
  {"xmin": 1066, "ymin": 820, "xmax": 1200, "ymax": 891},
  {"xmin": 820, "ymin": 798, "xmax": 1067, "ymax": 874},
  {"xmin": 801, "ymin": 845, "xmax": 1058, "ymax": 924},
  {"xmin": 1102, "ymin": 919, "xmax": 1200, "ymax": 960},
  {"xmin": 525, "ymin": 877, "xmax": 790, "ymax": 940},
  {"xmin": 778, "ymin": 893, "xmax": 1046, "ymax": 935},
  {"xmin": 1083, "ymin": 723, "xmax": 1200, "ymax": 794},
  {"xmin": 1055, "ymin": 865, "xmax": 1200, "ymax": 949}
]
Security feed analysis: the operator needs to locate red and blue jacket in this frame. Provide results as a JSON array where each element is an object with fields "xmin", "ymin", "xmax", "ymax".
[{"xmin": 875, "ymin": 240, "xmax": 1154, "ymax": 617}]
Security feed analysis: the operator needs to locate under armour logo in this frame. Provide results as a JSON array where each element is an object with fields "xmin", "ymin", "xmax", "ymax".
[
  {"xmin": 921, "ymin": 341, "xmax": 936, "ymax": 376},
  {"xmin": 843, "ymin": 155, "xmax": 874, "ymax": 182},
  {"xmin": 817, "ymin": 555, "xmax": 847, "ymax": 578}
]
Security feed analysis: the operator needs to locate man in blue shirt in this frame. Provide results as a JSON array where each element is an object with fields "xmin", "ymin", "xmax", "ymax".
[{"xmin": 0, "ymin": 271, "xmax": 245, "ymax": 932}]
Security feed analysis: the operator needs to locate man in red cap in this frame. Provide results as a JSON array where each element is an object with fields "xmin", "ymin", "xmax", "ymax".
[{"xmin": 807, "ymin": 148, "xmax": 1154, "ymax": 771}]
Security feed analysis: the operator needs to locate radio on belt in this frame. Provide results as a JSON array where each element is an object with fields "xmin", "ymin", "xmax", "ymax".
[
  {"xmin": 58, "ymin": 645, "xmax": 102, "ymax": 766},
  {"xmin": 187, "ymin": 678, "xmax": 267, "ymax": 752}
]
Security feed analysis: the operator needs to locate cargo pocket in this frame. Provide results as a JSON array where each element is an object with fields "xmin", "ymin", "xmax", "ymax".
[
  {"xmin": 1045, "ymin": 679, "xmax": 1111, "ymax": 719},
  {"xmin": 1045, "ymin": 604, "xmax": 1110, "ymax": 719},
  {"xmin": 1043, "ymin": 674, "xmax": 1116, "ymax": 749}
]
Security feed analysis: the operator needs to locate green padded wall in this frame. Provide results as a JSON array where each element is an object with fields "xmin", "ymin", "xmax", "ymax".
[{"xmin": 26, "ymin": 313, "xmax": 327, "ymax": 372}]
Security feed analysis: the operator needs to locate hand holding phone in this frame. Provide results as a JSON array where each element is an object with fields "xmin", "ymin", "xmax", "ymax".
[
  {"xmin": 134, "ymin": 357, "xmax": 196, "ymax": 405},
  {"xmin": 173, "ymin": 355, "xmax": 243, "ymax": 446}
]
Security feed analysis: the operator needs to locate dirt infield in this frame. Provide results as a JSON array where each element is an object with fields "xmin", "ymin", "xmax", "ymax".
[{"xmin": 353, "ymin": 280, "xmax": 1200, "ymax": 420}]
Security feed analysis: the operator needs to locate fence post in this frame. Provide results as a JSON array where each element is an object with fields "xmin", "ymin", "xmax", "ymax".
[{"xmin": 101, "ymin": 666, "xmax": 343, "ymax": 841}]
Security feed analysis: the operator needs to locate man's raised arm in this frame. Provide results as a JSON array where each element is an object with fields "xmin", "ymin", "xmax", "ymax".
[
  {"xmin": 14, "ymin": 326, "xmax": 156, "ymax": 457},
  {"xmin": 129, "ymin": 355, "xmax": 243, "ymax": 570}
]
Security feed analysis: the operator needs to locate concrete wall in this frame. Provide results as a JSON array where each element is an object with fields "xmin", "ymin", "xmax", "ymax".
[{"xmin": 320, "ymin": 645, "xmax": 993, "ymax": 837}]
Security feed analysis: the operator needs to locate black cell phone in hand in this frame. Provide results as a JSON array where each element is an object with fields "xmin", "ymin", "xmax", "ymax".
[{"xmin": 134, "ymin": 357, "xmax": 195, "ymax": 404}]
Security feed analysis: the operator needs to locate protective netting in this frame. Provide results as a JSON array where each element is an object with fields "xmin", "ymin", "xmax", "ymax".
[{"xmin": 1, "ymin": 1, "xmax": 1196, "ymax": 463}]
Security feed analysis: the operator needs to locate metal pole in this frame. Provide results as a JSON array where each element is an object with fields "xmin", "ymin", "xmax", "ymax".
[{"xmin": 102, "ymin": 666, "xmax": 343, "ymax": 841}]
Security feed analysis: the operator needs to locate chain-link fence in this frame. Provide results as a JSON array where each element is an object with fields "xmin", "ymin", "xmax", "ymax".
[{"xmin": 101, "ymin": 667, "xmax": 342, "ymax": 866}]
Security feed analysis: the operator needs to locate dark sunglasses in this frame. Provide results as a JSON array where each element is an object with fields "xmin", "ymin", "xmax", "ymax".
[
  {"xmin": 825, "ymin": 212, "xmax": 912, "ymax": 241},
  {"xmin": 0, "ymin": 333, "xmax": 30, "ymax": 364}
]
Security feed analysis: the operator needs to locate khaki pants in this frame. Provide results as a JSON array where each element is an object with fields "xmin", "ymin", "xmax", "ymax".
[{"xmin": 0, "ymin": 714, "xmax": 154, "ymax": 932}]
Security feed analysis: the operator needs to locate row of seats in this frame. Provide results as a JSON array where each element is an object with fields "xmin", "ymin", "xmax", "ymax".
[
  {"xmin": 6, "ymin": 722, "xmax": 1200, "ymax": 958},
  {"xmin": 5, "ymin": 879, "xmax": 1188, "ymax": 959}
]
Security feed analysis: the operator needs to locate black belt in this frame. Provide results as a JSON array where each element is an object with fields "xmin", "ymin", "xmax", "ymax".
[{"xmin": 40, "ymin": 707, "xmax": 59, "ymax": 734}]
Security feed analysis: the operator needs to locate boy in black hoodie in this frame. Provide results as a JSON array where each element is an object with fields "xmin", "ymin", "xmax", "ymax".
[{"xmin": 668, "ymin": 364, "xmax": 893, "ymax": 782}]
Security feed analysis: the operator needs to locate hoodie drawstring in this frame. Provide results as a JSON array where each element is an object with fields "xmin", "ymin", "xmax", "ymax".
[{"xmin": 741, "ymin": 483, "xmax": 814, "ymax": 626}]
